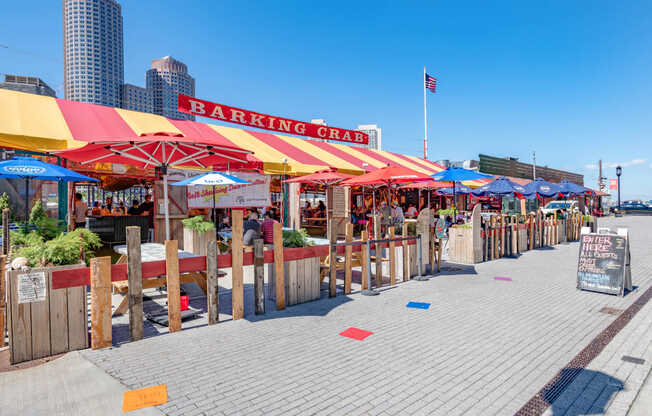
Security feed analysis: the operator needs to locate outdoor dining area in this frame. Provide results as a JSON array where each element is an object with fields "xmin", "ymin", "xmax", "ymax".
[{"xmin": 0, "ymin": 88, "xmax": 603, "ymax": 365}]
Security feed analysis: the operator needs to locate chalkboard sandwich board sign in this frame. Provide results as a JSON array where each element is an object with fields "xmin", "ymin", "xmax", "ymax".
[{"xmin": 577, "ymin": 228, "xmax": 632, "ymax": 296}]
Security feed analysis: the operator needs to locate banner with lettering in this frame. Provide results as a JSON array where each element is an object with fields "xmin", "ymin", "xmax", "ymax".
[
  {"xmin": 177, "ymin": 94, "xmax": 369, "ymax": 145},
  {"xmin": 187, "ymin": 172, "xmax": 270, "ymax": 208}
]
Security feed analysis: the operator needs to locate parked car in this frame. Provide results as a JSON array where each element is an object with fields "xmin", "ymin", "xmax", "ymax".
[
  {"xmin": 541, "ymin": 200, "xmax": 579, "ymax": 216},
  {"xmin": 619, "ymin": 202, "xmax": 652, "ymax": 214}
]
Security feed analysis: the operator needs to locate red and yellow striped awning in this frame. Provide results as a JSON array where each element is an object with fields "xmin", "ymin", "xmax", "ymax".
[{"xmin": 0, "ymin": 89, "xmax": 449, "ymax": 178}]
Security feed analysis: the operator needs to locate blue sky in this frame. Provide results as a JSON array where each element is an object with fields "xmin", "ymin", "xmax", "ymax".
[{"xmin": 2, "ymin": 1, "xmax": 651, "ymax": 200}]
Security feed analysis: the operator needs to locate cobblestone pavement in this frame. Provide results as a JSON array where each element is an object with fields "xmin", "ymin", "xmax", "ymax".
[{"xmin": 82, "ymin": 216, "xmax": 652, "ymax": 415}]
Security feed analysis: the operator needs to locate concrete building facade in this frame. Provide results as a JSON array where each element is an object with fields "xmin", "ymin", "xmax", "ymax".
[
  {"xmin": 357, "ymin": 124, "xmax": 382, "ymax": 150},
  {"xmin": 146, "ymin": 56, "xmax": 195, "ymax": 121},
  {"xmin": 0, "ymin": 75, "xmax": 57, "ymax": 97},
  {"xmin": 121, "ymin": 83, "xmax": 153, "ymax": 113},
  {"xmin": 63, "ymin": 0, "xmax": 124, "ymax": 107}
]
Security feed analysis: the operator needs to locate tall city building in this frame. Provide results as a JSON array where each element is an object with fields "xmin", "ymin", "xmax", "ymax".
[
  {"xmin": 357, "ymin": 124, "xmax": 382, "ymax": 150},
  {"xmin": 122, "ymin": 83, "xmax": 153, "ymax": 113},
  {"xmin": 146, "ymin": 56, "xmax": 195, "ymax": 121},
  {"xmin": 0, "ymin": 74, "xmax": 56, "ymax": 97},
  {"xmin": 63, "ymin": 0, "xmax": 124, "ymax": 107}
]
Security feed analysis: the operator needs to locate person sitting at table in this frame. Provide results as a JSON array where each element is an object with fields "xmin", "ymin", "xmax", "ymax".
[
  {"xmin": 100, "ymin": 204, "xmax": 112, "ymax": 216},
  {"xmin": 261, "ymin": 212, "xmax": 277, "ymax": 244},
  {"xmin": 127, "ymin": 199, "xmax": 141, "ymax": 215},
  {"xmin": 116, "ymin": 201, "xmax": 126, "ymax": 215},
  {"xmin": 216, "ymin": 216, "xmax": 229, "ymax": 231},
  {"xmin": 302, "ymin": 201, "xmax": 312, "ymax": 218},
  {"xmin": 316, "ymin": 200, "xmax": 326, "ymax": 216},
  {"xmin": 91, "ymin": 201, "xmax": 101, "ymax": 216},
  {"xmin": 405, "ymin": 203, "xmax": 418, "ymax": 218},
  {"xmin": 243, "ymin": 211, "xmax": 261, "ymax": 246},
  {"xmin": 103, "ymin": 197, "xmax": 114, "ymax": 214}
]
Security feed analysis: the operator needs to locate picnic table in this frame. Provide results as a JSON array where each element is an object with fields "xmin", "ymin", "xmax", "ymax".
[
  {"xmin": 111, "ymin": 243, "xmax": 224, "ymax": 316},
  {"xmin": 218, "ymin": 229, "xmax": 329, "ymax": 247}
]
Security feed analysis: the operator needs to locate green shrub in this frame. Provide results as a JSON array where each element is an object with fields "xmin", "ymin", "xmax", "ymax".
[
  {"xmin": 0, "ymin": 192, "xmax": 10, "ymax": 214},
  {"xmin": 26, "ymin": 200, "xmax": 65, "ymax": 239},
  {"xmin": 11, "ymin": 228, "xmax": 101, "ymax": 267},
  {"xmin": 437, "ymin": 208, "xmax": 456, "ymax": 217},
  {"xmin": 282, "ymin": 229, "xmax": 313, "ymax": 248},
  {"xmin": 182, "ymin": 215, "xmax": 215, "ymax": 233}
]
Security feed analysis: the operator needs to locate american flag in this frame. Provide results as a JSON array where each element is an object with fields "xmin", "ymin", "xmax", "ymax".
[{"xmin": 425, "ymin": 73, "xmax": 437, "ymax": 93}]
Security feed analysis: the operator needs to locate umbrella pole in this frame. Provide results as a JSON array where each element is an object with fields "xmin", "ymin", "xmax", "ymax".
[
  {"xmin": 212, "ymin": 185, "xmax": 216, "ymax": 230},
  {"xmin": 25, "ymin": 178, "xmax": 29, "ymax": 221},
  {"xmin": 163, "ymin": 171, "xmax": 170, "ymax": 241},
  {"xmin": 453, "ymin": 181, "xmax": 456, "ymax": 218}
]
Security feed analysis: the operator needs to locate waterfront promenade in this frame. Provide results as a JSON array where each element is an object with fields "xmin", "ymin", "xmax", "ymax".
[{"xmin": 1, "ymin": 216, "xmax": 650, "ymax": 416}]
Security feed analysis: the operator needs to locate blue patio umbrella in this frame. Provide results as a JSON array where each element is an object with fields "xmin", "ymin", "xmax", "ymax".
[
  {"xmin": 172, "ymin": 171, "xmax": 251, "ymax": 227},
  {"xmin": 432, "ymin": 167, "xmax": 492, "ymax": 214},
  {"xmin": 471, "ymin": 176, "xmax": 532, "ymax": 198},
  {"xmin": 558, "ymin": 179, "xmax": 591, "ymax": 197},
  {"xmin": 437, "ymin": 184, "xmax": 472, "ymax": 195},
  {"xmin": 523, "ymin": 178, "xmax": 562, "ymax": 198},
  {"xmin": 0, "ymin": 156, "xmax": 98, "ymax": 220}
]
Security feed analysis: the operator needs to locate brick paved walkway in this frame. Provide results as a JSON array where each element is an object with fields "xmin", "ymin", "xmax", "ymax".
[{"xmin": 82, "ymin": 216, "xmax": 652, "ymax": 415}]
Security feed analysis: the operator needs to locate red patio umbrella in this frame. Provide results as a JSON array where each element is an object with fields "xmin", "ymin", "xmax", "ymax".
[
  {"xmin": 57, "ymin": 132, "xmax": 252, "ymax": 240},
  {"xmin": 341, "ymin": 166, "xmax": 433, "ymax": 217},
  {"xmin": 283, "ymin": 168, "xmax": 353, "ymax": 186}
]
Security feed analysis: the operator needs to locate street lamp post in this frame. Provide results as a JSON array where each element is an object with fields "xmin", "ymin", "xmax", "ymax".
[{"xmin": 616, "ymin": 166, "xmax": 622, "ymax": 211}]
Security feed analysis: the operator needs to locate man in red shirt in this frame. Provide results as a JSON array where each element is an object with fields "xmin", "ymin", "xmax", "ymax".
[{"xmin": 261, "ymin": 212, "xmax": 278, "ymax": 244}]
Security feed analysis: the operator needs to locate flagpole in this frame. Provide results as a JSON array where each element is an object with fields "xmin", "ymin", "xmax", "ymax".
[{"xmin": 423, "ymin": 66, "xmax": 428, "ymax": 159}]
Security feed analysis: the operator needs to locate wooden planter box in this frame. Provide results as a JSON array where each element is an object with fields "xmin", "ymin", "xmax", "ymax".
[
  {"xmin": 518, "ymin": 225, "xmax": 528, "ymax": 253},
  {"xmin": 6, "ymin": 264, "xmax": 88, "ymax": 364},
  {"xmin": 183, "ymin": 227, "xmax": 217, "ymax": 256},
  {"xmin": 448, "ymin": 226, "xmax": 475, "ymax": 264},
  {"xmin": 558, "ymin": 219, "xmax": 567, "ymax": 242},
  {"xmin": 267, "ymin": 249, "xmax": 321, "ymax": 306}
]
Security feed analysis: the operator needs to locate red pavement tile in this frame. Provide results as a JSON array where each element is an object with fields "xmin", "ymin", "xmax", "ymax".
[{"xmin": 339, "ymin": 327, "xmax": 373, "ymax": 341}]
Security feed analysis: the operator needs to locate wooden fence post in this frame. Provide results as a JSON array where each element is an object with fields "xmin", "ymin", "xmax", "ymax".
[
  {"xmin": 373, "ymin": 215, "xmax": 382, "ymax": 288},
  {"xmin": 389, "ymin": 226, "xmax": 396, "ymax": 285},
  {"xmin": 429, "ymin": 229, "xmax": 435, "ymax": 274},
  {"xmin": 0, "ymin": 255, "xmax": 5, "ymax": 347},
  {"xmin": 253, "ymin": 239, "xmax": 265, "ymax": 315},
  {"xmin": 126, "ymin": 226, "xmax": 143, "ymax": 342},
  {"xmin": 273, "ymin": 223, "xmax": 285, "ymax": 310},
  {"xmin": 2, "ymin": 209, "xmax": 9, "ymax": 255},
  {"xmin": 90, "ymin": 256, "xmax": 112, "ymax": 350},
  {"xmin": 231, "ymin": 209, "xmax": 244, "ymax": 320},
  {"xmin": 500, "ymin": 215, "xmax": 505, "ymax": 257},
  {"xmin": 165, "ymin": 240, "xmax": 181, "ymax": 333},
  {"xmin": 402, "ymin": 224, "xmax": 409, "ymax": 281},
  {"xmin": 344, "ymin": 223, "xmax": 352, "ymax": 295},
  {"xmin": 329, "ymin": 220, "xmax": 337, "ymax": 298},
  {"xmin": 361, "ymin": 230, "xmax": 369, "ymax": 290},
  {"xmin": 207, "ymin": 240, "xmax": 219, "ymax": 324}
]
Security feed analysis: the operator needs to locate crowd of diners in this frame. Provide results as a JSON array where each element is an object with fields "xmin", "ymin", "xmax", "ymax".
[{"xmin": 71, "ymin": 192, "xmax": 155, "ymax": 229}]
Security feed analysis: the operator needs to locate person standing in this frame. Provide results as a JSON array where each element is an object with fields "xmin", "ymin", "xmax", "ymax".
[
  {"xmin": 73, "ymin": 192, "xmax": 88, "ymax": 229},
  {"xmin": 127, "ymin": 199, "xmax": 141, "ymax": 215},
  {"xmin": 139, "ymin": 194, "xmax": 155, "ymax": 229}
]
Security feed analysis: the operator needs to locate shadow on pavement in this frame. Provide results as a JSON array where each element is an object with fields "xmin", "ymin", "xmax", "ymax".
[{"xmin": 544, "ymin": 368, "xmax": 624, "ymax": 415}]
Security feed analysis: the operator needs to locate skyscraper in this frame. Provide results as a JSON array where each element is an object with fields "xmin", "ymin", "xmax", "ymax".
[
  {"xmin": 357, "ymin": 124, "xmax": 382, "ymax": 150},
  {"xmin": 121, "ymin": 83, "xmax": 153, "ymax": 113},
  {"xmin": 63, "ymin": 0, "xmax": 124, "ymax": 107},
  {"xmin": 146, "ymin": 56, "xmax": 195, "ymax": 121}
]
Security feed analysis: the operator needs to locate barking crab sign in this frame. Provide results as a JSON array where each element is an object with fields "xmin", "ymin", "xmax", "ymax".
[{"xmin": 178, "ymin": 94, "xmax": 368, "ymax": 145}]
